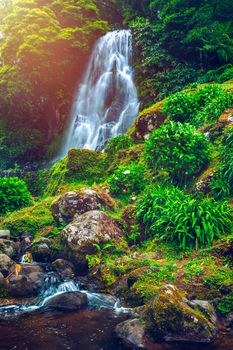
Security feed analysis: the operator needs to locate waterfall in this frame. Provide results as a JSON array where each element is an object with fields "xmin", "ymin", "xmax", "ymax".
[{"xmin": 61, "ymin": 29, "xmax": 139, "ymax": 156}]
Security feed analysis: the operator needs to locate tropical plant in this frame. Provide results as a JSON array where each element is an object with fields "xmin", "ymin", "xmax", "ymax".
[
  {"xmin": 145, "ymin": 121, "xmax": 210, "ymax": 185},
  {"xmin": 136, "ymin": 186, "xmax": 232, "ymax": 249}
]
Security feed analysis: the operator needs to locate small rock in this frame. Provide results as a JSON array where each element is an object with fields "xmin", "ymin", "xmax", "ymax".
[
  {"xmin": 115, "ymin": 318, "xmax": 146, "ymax": 348},
  {"xmin": 0, "ymin": 230, "xmax": 11, "ymax": 239},
  {"xmin": 219, "ymin": 285, "xmax": 232, "ymax": 295},
  {"xmin": 0, "ymin": 254, "xmax": 16, "ymax": 278},
  {"xmin": 31, "ymin": 243, "xmax": 52, "ymax": 263},
  {"xmin": 43, "ymin": 291, "xmax": 88, "ymax": 310},
  {"xmin": 52, "ymin": 259, "xmax": 75, "ymax": 280},
  {"xmin": 0, "ymin": 239, "xmax": 20, "ymax": 259}
]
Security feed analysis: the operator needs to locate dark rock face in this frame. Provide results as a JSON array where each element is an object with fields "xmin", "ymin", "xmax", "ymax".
[
  {"xmin": 43, "ymin": 291, "xmax": 88, "ymax": 310},
  {"xmin": 51, "ymin": 188, "xmax": 115, "ymax": 224},
  {"xmin": 31, "ymin": 242, "xmax": 52, "ymax": 263},
  {"xmin": 7, "ymin": 264, "xmax": 45, "ymax": 297},
  {"xmin": 0, "ymin": 254, "xmax": 16, "ymax": 278},
  {"xmin": 52, "ymin": 259, "xmax": 75, "ymax": 280},
  {"xmin": 61, "ymin": 210, "xmax": 122, "ymax": 268},
  {"xmin": 115, "ymin": 318, "xmax": 146, "ymax": 348},
  {"xmin": 150, "ymin": 284, "xmax": 217, "ymax": 343},
  {"xmin": 0, "ymin": 240, "xmax": 20, "ymax": 259}
]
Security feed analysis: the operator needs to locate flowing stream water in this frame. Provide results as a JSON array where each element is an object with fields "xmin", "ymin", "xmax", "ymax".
[{"xmin": 60, "ymin": 29, "xmax": 139, "ymax": 157}]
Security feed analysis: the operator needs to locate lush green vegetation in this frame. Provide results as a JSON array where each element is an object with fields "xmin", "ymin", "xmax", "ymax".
[
  {"xmin": 145, "ymin": 121, "xmax": 210, "ymax": 185},
  {"xmin": 136, "ymin": 186, "xmax": 232, "ymax": 249},
  {"xmin": 164, "ymin": 85, "xmax": 233, "ymax": 127},
  {"xmin": 0, "ymin": 177, "xmax": 31, "ymax": 214}
]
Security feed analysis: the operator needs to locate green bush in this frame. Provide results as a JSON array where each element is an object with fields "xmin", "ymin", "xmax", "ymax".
[
  {"xmin": 108, "ymin": 163, "xmax": 147, "ymax": 195},
  {"xmin": 0, "ymin": 177, "xmax": 31, "ymax": 214},
  {"xmin": 136, "ymin": 186, "xmax": 232, "ymax": 249},
  {"xmin": 163, "ymin": 85, "xmax": 233, "ymax": 127},
  {"xmin": 211, "ymin": 127, "xmax": 233, "ymax": 199},
  {"xmin": 105, "ymin": 135, "xmax": 133, "ymax": 156},
  {"xmin": 145, "ymin": 121, "xmax": 210, "ymax": 185}
]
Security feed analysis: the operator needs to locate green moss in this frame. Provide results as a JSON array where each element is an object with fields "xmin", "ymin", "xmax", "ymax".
[{"xmin": 1, "ymin": 198, "xmax": 56, "ymax": 236}]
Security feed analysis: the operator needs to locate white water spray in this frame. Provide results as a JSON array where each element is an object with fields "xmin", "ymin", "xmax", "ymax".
[{"xmin": 61, "ymin": 29, "xmax": 139, "ymax": 156}]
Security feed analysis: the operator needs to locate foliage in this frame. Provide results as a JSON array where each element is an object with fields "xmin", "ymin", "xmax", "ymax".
[
  {"xmin": 163, "ymin": 85, "xmax": 233, "ymax": 127},
  {"xmin": 216, "ymin": 293, "xmax": 233, "ymax": 315},
  {"xmin": 211, "ymin": 127, "xmax": 233, "ymax": 199},
  {"xmin": 108, "ymin": 163, "xmax": 147, "ymax": 195},
  {"xmin": 145, "ymin": 121, "xmax": 210, "ymax": 185},
  {"xmin": 0, "ymin": 177, "xmax": 31, "ymax": 214},
  {"xmin": 136, "ymin": 185, "xmax": 232, "ymax": 249},
  {"xmin": 105, "ymin": 135, "xmax": 133, "ymax": 156}
]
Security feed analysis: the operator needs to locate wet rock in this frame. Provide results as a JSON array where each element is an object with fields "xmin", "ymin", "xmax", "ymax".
[
  {"xmin": 115, "ymin": 318, "xmax": 146, "ymax": 348},
  {"xmin": 0, "ymin": 254, "xmax": 16, "ymax": 278},
  {"xmin": 52, "ymin": 259, "xmax": 75, "ymax": 280},
  {"xmin": 0, "ymin": 239, "xmax": 20, "ymax": 259},
  {"xmin": 31, "ymin": 242, "xmax": 52, "ymax": 263},
  {"xmin": 43, "ymin": 291, "xmax": 88, "ymax": 310},
  {"xmin": 61, "ymin": 210, "xmax": 122, "ymax": 269},
  {"xmin": 150, "ymin": 284, "xmax": 217, "ymax": 343},
  {"xmin": 0, "ymin": 230, "xmax": 11, "ymax": 239},
  {"xmin": 219, "ymin": 285, "xmax": 232, "ymax": 295},
  {"xmin": 7, "ymin": 264, "xmax": 45, "ymax": 297},
  {"xmin": 20, "ymin": 233, "xmax": 33, "ymax": 253},
  {"xmin": 51, "ymin": 188, "xmax": 115, "ymax": 224}
]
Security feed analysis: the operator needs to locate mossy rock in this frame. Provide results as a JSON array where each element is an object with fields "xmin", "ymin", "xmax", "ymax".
[
  {"xmin": 66, "ymin": 148, "xmax": 108, "ymax": 180},
  {"xmin": 149, "ymin": 284, "xmax": 217, "ymax": 343},
  {"xmin": 128, "ymin": 100, "xmax": 166, "ymax": 142},
  {"xmin": 1, "ymin": 199, "xmax": 56, "ymax": 237},
  {"xmin": 45, "ymin": 149, "xmax": 110, "ymax": 195},
  {"xmin": 107, "ymin": 144, "xmax": 145, "ymax": 173}
]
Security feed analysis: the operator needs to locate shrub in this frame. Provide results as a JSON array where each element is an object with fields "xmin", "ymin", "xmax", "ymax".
[
  {"xmin": 108, "ymin": 163, "xmax": 147, "ymax": 195},
  {"xmin": 211, "ymin": 127, "xmax": 233, "ymax": 199},
  {"xmin": 163, "ymin": 85, "xmax": 233, "ymax": 127},
  {"xmin": 163, "ymin": 91, "xmax": 198, "ymax": 124},
  {"xmin": 105, "ymin": 135, "xmax": 133, "ymax": 155},
  {"xmin": 145, "ymin": 121, "xmax": 210, "ymax": 185},
  {"xmin": 136, "ymin": 186, "xmax": 232, "ymax": 249},
  {"xmin": 0, "ymin": 177, "xmax": 31, "ymax": 214}
]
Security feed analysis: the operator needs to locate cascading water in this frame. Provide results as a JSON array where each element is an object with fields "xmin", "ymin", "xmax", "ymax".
[{"xmin": 61, "ymin": 29, "xmax": 139, "ymax": 156}]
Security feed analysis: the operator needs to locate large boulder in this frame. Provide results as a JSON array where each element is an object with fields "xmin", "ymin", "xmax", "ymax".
[
  {"xmin": 52, "ymin": 259, "xmax": 75, "ymax": 280},
  {"xmin": 115, "ymin": 319, "xmax": 146, "ymax": 348},
  {"xmin": 0, "ymin": 254, "xmax": 16, "ymax": 278},
  {"xmin": 149, "ymin": 285, "xmax": 217, "ymax": 343},
  {"xmin": 51, "ymin": 188, "xmax": 115, "ymax": 224},
  {"xmin": 61, "ymin": 210, "xmax": 122, "ymax": 268},
  {"xmin": 6, "ymin": 264, "xmax": 45, "ymax": 297},
  {"xmin": 43, "ymin": 291, "xmax": 88, "ymax": 310},
  {"xmin": 31, "ymin": 238, "xmax": 53, "ymax": 262}
]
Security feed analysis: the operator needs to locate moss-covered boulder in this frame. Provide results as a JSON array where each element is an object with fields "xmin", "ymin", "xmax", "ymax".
[
  {"xmin": 61, "ymin": 210, "xmax": 122, "ymax": 270},
  {"xmin": 0, "ymin": 239, "xmax": 20, "ymax": 259},
  {"xmin": 129, "ymin": 100, "xmax": 166, "ymax": 141},
  {"xmin": 66, "ymin": 148, "xmax": 108, "ymax": 180},
  {"xmin": 149, "ymin": 284, "xmax": 217, "ymax": 343},
  {"xmin": 51, "ymin": 188, "xmax": 115, "ymax": 224}
]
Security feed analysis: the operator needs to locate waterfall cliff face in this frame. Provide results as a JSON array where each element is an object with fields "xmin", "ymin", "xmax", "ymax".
[{"xmin": 61, "ymin": 30, "xmax": 139, "ymax": 156}]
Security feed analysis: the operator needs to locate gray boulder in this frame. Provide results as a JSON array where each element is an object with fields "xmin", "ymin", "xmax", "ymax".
[
  {"xmin": 115, "ymin": 319, "xmax": 146, "ymax": 348},
  {"xmin": 61, "ymin": 210, "xmax": 122, "ymax": 267},
  {"xmin": 43, "ymin": 291, "xmax": 88, "ymax": 310},
  {"xmin": 51, "ymin": 188, "xmax": 115, "ymax": 224}
]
